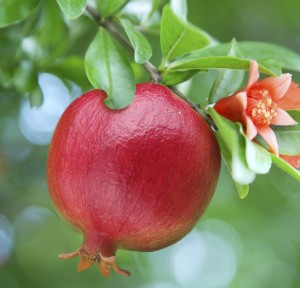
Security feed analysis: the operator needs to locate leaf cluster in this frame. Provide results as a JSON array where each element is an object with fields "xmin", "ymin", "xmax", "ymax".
[{"xmin": 0, "ymin": 0, "xmax": 300, "ymax": 197}]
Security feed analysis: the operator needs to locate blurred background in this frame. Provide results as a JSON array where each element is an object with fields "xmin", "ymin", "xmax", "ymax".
[{"xmin": 1, "ymin": 0, "xmax": 300, "ymax": 287}]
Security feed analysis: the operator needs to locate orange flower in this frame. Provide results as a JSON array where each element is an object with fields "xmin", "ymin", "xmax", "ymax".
[{"xmin": 214, "ymin": 60, "xmax": 300, "ymax": 157}]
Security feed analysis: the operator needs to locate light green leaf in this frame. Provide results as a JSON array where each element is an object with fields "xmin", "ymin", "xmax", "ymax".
[
  {"xmin": 215, "ymin": 133, "xmax": 249, "ymax": 199},
  {"xmin": 185, "ymin": 41, "xmax": 300, "ymax": 72},
  {"xmin": 84, "ymin": 28, "xmax": 136, "ymax": 109},
  {"xmin": 97, "ymin": 0, "xmax": 129, "ymax": 18},
  {"xmin": 208, "ymin": 108, "xmax": 256, "ymax": 185},
  {"xmin": 208, "ymin": 39, "xmax": 245, "ymax": 104},
  {"xmin": 57, "ymin": 0, "xmax": 87, "ymax": 19},
  {"xmin": 273, "ymin": 110, "xmax": 300, "ymax": 155},
  {"xmin": 160, "ymin": 5, "xmax": 212, "ymax": 67},
  {"xmin": 170, "ymin": 0, "xmax": 187, "ymax": 21},
  {"xmin": 0, "ymin": 0, "xmax": 40, "ymax": 28},
  {"xmin": 270, "ymin": 153, "xmax": 300, "ymax": 182},
  {"xmin": 168, "ymin": 55, "xmax": 281, "ymax": 77},
  {"xmin": 120, "ymin": 18, "xmax": 152, "ymax": 64},
  {"xmin": 238, "ymin": 124, "xmax": 272, "ymax": 174}
]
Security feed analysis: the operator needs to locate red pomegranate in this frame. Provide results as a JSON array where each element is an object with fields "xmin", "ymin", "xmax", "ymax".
[{"xmin": 47, "ymin": 83, "xmax": 220, "ymax": 276}]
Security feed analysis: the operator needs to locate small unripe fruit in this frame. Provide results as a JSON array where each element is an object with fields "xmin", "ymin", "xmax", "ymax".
[{"xmin": 47, "ymin": 83, "xmax": 220, "ymax": 276}]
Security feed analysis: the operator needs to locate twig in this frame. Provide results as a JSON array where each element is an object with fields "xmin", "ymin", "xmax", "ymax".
[
  {"xmin": 170, "ymin": 87, "xmax": 216, "ymax": 129},
  {"xmin": 85, "ymin": 5, "xmax": 213, "ymax": 127},
  {"xmin": 86, "ymin": 5, "xmax": 161, "ymax": 83}
]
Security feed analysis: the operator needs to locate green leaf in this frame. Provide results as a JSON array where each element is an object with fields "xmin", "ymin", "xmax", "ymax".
[
  {"xmin": 170, "ymin": 0, "xmax": 187, "ymax": 21},
  {"xmin": 29, "ymin": 85, "xmax": 43, "ymax": 108},
  {"xmin": 208, "ymin": 39, "xmax": 245, "ymax": 104},
  {"xmin": 32, "ymin": 0, "xmax": 69, "ymax": 63},
  {"xmin": 208, "ymin": 108, "xmax": 256, "ymax": 185},
  {"xmin": 168, "ymin": 55, "xmax": 281, "ymax": 77},
  {"xmin": 185, "ymin": 41, "xmax": 300, "ymax": 72},
  {"xmin": 270, "ymin": 153, "xmax": 300, "ymax": 182},
  {"xmin": 13, "ymin": 61, "xmax": 38, "ymax": 93},
  {"xmin": 45, "ymin": 56, "xmax": 91, "ymax": 89},
  {"xmin": 97, "ymin": 0, "xmax": 129, "ymax": 18},
  {"xmin": 160, "ymin": 5, "xmax": 211, "ymax": 67},
  {"xmin": 238, "ymin": 125, "xmax": 272, "ymax": 174},
  {"xmin": 0, "ymin": 0, "xmax": 40, "ymax": 28},
  {"xmin": 162, "ymin": 70, "xmax": 199, "ymax": 86},
  {"xmin": 238, "ymin": 41, "xmax": 300, "ymax": 72},
  {"xmin": 57, "ymin": 0, "xmax": 87, "ymax": 19},
  {"xmin": 120, "ymin": 18, "xmax": 152, "ymax": 64},
  {"xmin": 84, "ymin": 28, "xmax": 136, "ymax": 109},
  {"xmin": 273, "ymin": 110, "xmax": 300, "ymax": 155},
  {"xmin": 214, "ymin": 132, "xmax": 249, "ymax": 198}
]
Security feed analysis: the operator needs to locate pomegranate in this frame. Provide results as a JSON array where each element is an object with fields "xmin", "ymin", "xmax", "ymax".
[{"xmin": 47, "ymin": 83, "xmax": 220, "ymax": 277}]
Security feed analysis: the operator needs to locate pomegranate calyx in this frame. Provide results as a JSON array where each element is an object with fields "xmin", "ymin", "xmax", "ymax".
[{"xmin": 58, "ymin": 248, "xmax": 130, "ymax": 277}]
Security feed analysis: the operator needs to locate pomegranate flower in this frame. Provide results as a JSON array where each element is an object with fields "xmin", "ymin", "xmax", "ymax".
[{"xmin": 214, "ymin": 60, "xmax": 300, "ymax": 162}]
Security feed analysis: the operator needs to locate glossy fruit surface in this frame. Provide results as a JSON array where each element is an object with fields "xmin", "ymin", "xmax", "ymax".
[{"xmin": 47, "ymin": 83, "xmax": 220, "ymax": 276}]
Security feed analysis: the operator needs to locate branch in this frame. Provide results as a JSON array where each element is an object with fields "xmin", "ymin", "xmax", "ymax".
[
  {"xmin": 86, "ymin": 5, "xmax": 161, "ymax": 83},
  {"xmin": 170, "ymin": 87, "xmax": 216, "ymax": 129},
  {"xmin": 85, "ymin": 5, "xmax": 214, "ymax": 128}
]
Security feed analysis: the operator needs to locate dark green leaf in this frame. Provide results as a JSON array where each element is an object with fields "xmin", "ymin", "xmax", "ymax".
[
  {"xmin": 160, "ymin": 5, "xmax": 212, "ymax": 67},
  {"xmin": 273, "ymin": 110, "xmax": 300, "ymax": 155},
  {"xmin": 0, "ymin": 0, "xmax": 40, "ymax": 28},
  {"xmin": 13, "ymin": 61, "xmax": 38, "ymax": 93},
  {"xmin": 208, "ymin": 108, "xmax": 256, "ymax": 185},
  {"xmin": 97, "ymin": 0, "xmax": 129, "ymax": 18},
  {"xmin": 162, "ymin": 70, "xmax": 199, "ymax": 86},
  {"xmin": 208, "ymin": 39, "xmax": 245, "ymax": 104},
  {"xmin": 270, "ymin": 153, "xmax": 300, "ymax": 182},
  {"xmin": 57, "ymin": 0, "xmax": 87, "ymax": 19},
  {"xmin": 120, "ymin": 18, "xmax": 152, "ymax": 64},
  {"xmin": 84, "ymin": 28, "xmax": 136, "ymax": 109}
]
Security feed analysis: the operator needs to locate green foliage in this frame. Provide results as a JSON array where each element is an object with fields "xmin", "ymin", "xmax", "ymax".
[
  {"xmin": 273, "ymin": 110, "xmax": 300, "ymax": 155},
  {"xmin": 1, "ymin": 1, "xmax": 300, "ymax": 287},
  {"xmin": 184, "ymin": 41, "xmax": 300, "ymax": 72},
  {"xmin": 97, "ymin": 0, "xmax": 129, "ymax": 19},
  {"xmin": 84, "ymin": 28, "xmax": 135, "ymax": 109},
  {"xmin": 167, "ymin": 54, "xmax": 282, "ymax": 77},
  {"xmin": 270, "ymin": 153, "xmax": 300, "ymax": 181},
  {"xmin": 160, "ymin": 4, "xmax": 212, "ymax": 68},
  {"xmin": 0, "ymin": 0, "xmax": 40, "ymax": 28},
  {"xmin": 120, "ymin": 18, "xmax": 152, "ymax": 64},
  {"xmin": 208, "ymin": 39, "xmax": 245, "ymax": 104},
  {"xmin": 208, "ymin": 108, "xmax": 256, "ymax": 190},
  {"xmin": 57, "ymin": 0, "xmax": 87, "ymax": 19}
]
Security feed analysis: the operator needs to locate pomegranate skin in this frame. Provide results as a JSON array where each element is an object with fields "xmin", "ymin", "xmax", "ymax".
[{"xmin": 47, "ymin": 83, "xmax": 220, "ymax": 276}]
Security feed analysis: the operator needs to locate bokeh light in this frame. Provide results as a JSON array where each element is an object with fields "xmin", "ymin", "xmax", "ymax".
[{"xmin": 19, "ymin": 73, "xmax": 72, "ymax": 145}]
